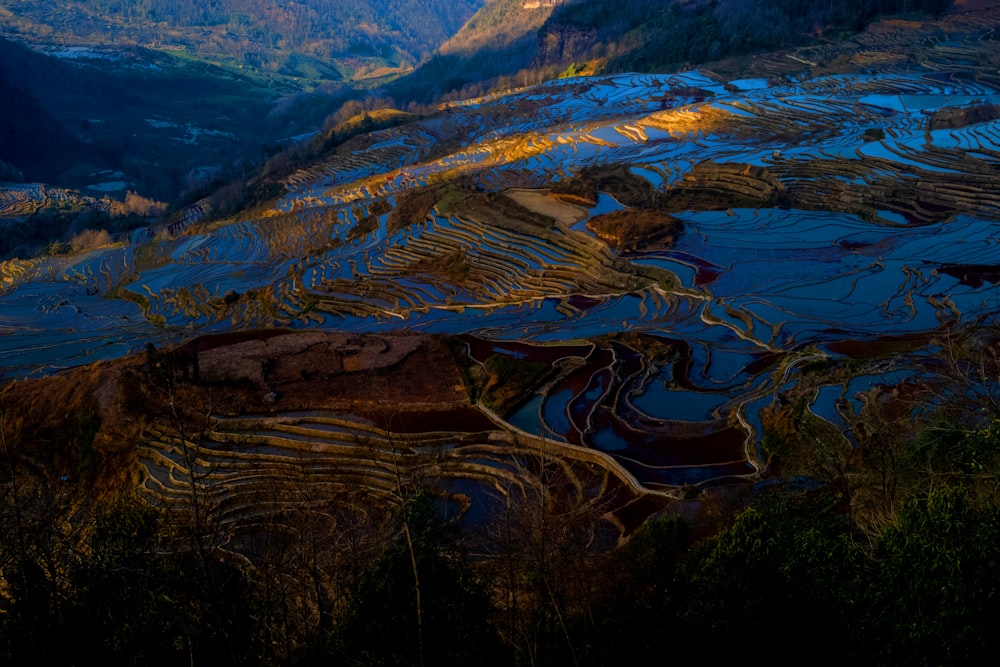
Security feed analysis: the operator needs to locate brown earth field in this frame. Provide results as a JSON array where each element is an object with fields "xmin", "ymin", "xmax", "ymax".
[{"xmin": 586, "ymin": 209, "xmax": 684, "ymax": 252}]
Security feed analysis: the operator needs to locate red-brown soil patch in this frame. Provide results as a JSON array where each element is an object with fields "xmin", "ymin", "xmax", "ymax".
[{"xmin": 586, "ymin": 209, "xmax": 682, "ymax": 252}]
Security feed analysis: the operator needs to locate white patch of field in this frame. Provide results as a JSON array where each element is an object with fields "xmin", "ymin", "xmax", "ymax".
[{"xmin": 506, "ymin": 189, "xmax": 589, "ymax": 227}]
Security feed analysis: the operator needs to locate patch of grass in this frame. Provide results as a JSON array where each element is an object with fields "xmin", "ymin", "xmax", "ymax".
[
  {"xmin": 800, "ymin": 357, "xmax": 837, "ymax": 375},
  {"xmin": 106, "ymin": 285, "xmax": 150, "ymax": 312},
  {"xmin": 928, "ymin": 103, "xmax": 1000, "ymax": 131},
  {"xmin": 409, "ymin": 249, "xmax": 471, "ymax": 285},
  {"xmin": 434, "ymin": 184, "xmax": 471, "ymax": 217},
  {"xmin": 320, "ymin": 109, "xmax": 415, "ymax": 153},
  {"xmin": 388, "ymin": 187, "xmax": 438, "ymax": 234},
  {"xmin": 634, "ymin": 264, "xmax": 678, "ymax": 291},
  {"xmin": 480, "ymin": 354, "xmax": 551, "ymax": 413},
  {"xmin": 863, "ymin": 127, "xmax": 886, "ymax": 141},
  {"xmin": 105, "ymin": 284, "xmax": 166, "ymax": 327},
  {"xmin": 653, "ymin": 162, "xmax": 785, "ymax": 212},
  {"xmin": 445, "ymin": 336, "xmax": 483, "ymax": 403}
]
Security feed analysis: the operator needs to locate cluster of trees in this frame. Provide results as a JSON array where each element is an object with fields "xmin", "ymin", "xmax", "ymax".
[
  {"xmin": 0, "ymin": 198, "xmax": 161, "ymax": 261},
  {"xmin": 1, "ymin": 443, "xmax": 996, "ymax": 665},
  {"xmin": 0, "ymin": 206, "xmax": 106, "ymax": 260}
]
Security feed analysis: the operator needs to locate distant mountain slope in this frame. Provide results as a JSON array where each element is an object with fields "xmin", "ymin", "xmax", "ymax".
[
  {"xmin": 0, "ymin": 35, "xmax": 286, "ymax": 200},
  {"xmin": 539, "ymin": 0, "xmax": 954, "ymax": 71},
  {"xmin": 438, "ymin": 0, "xmax": 562, "ymax": 56},
  {"xmin": 0, "ymin": 39, "xmax": 107, "ymax": 182},
  {"xmin": 0, "ymin": 0, "xmax": 486, "ymax": 78},
  {"xmin": 391, "ymin": 0, "xmax": 561, "ymax": 102},
  {"xmin": 395, "ymin": 0, "xmax": 954, "ymax": 102}
]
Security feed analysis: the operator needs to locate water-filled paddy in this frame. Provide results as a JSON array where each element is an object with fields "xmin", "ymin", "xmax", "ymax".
[{"xmin": 7, "ymin": 61, "xmax": 1000, "ymax": 488}]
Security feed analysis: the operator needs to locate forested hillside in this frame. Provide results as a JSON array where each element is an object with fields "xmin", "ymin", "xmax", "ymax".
[
  {"xmin": 397, "ymin": 0, "xmax": 954, "ymax": 102},
  {"xmin": 0, "ymin": 34, "xmax": 309, "ymax": 259},
  {"xmin": 544, "ymin": 0, "xmax": 954, "ymax": 71},
  {"xmin": 0, "ymin": 36, "xmax": 282, "ymax": 196},
  {"xmin": 391, "ymin": 0, "xmax": 558, "ymax": 102},
  {"xmin": 0, "ymin": 0, "xmax": 486, "ymax": 75}
]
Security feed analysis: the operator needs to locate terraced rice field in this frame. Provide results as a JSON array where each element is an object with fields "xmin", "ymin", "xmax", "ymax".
[
  {"xmin": 8, "ymin": 6, "xmax": 1000, "ymax": 504},
  {"xmin": 136, "ymin": 405, "xmax": 652, "ymax": 541},
  {"xmin": 0, "ymin": 182, "xmax": 125, "ymax": 218}
]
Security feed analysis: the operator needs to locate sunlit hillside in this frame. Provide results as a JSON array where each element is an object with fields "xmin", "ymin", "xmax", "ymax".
[{"xmin": 0, "ymin": 0, "xmax": 486, "ymax": 76}]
